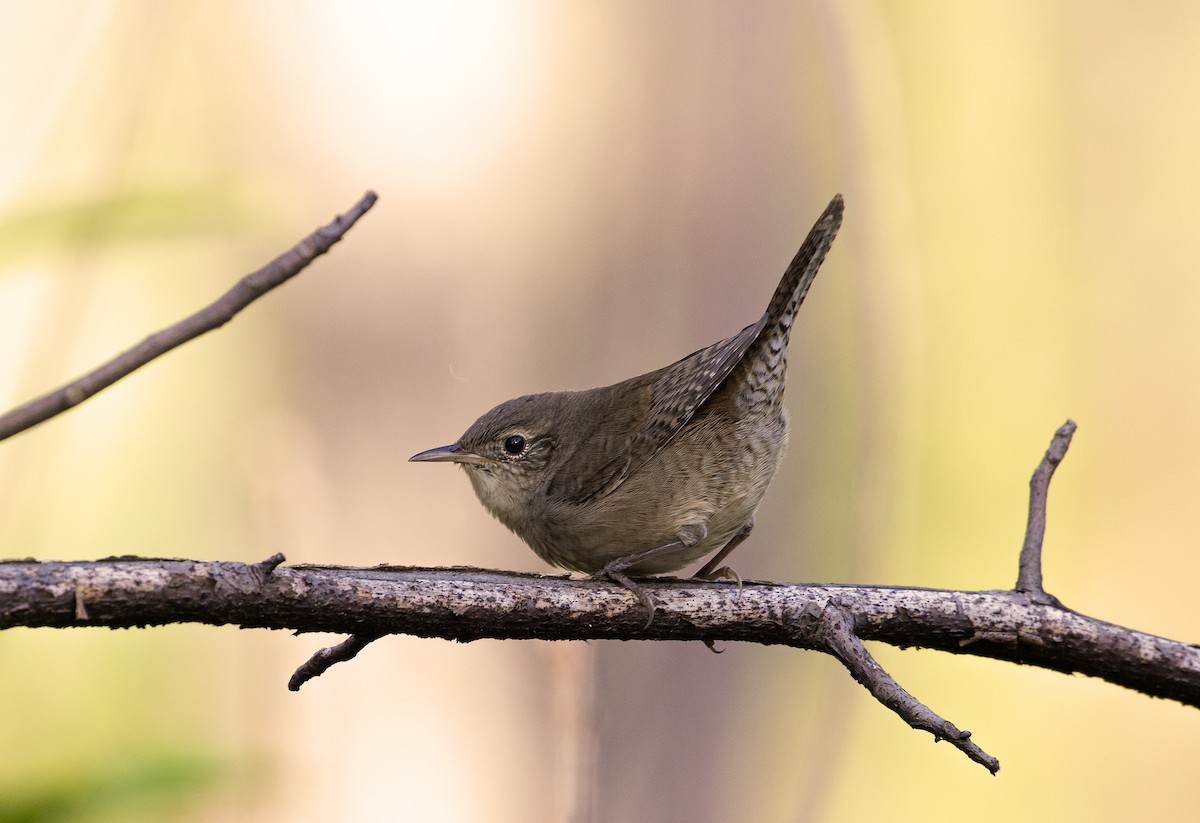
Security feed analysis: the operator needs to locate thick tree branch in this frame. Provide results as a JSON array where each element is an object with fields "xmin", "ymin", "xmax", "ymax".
[
  {"xmin": 0, "ymin": 190, "xmax": 378, "ymax": 442},
  {"xmin": 3, "ymin": 555, "xmax": 1198, "ymax": 775}
]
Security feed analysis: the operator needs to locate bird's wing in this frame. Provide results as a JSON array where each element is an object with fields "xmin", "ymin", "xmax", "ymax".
[{"xmin": 553, "ymin": 313, "xmax": 767, "ymax": 504}]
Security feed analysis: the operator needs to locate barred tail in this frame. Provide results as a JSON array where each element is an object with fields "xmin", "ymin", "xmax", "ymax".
[
  {"xmin": 735, "ymin": 194, "xmax": 844, "ymax": 414},
  {"xmin": 765, "ymin": 194, "xmax": 844, "ymax": 342}
]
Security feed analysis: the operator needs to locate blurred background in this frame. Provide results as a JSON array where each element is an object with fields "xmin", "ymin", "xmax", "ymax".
[{"xmin": 1, "ymin": 1, "xmax": 1198, "ymax": 821}]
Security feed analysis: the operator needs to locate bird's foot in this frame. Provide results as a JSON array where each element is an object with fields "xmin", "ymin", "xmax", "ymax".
[
  {"xmin": 696, "ymin": 564, "xmax": 744, "ymax": 598},
  {"xmin": 594, "ymin": 560, "xmax": 657, "ymax": 629},
  {"xmin": 696, "ymin": 565, "xmax": 742, "ymax": 654}
]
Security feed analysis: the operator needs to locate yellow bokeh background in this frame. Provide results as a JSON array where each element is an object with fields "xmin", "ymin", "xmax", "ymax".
[{"xmin": 2, "ymin": 2, "xmax": 1198, "ymax": 821}]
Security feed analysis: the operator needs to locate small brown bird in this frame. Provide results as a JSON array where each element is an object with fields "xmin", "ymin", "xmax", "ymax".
[{"xmin": 411, "ymin": 195, "xmax": 844, "ymax": 616}]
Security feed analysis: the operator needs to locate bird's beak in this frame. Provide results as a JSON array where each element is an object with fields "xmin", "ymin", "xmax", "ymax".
[{"xmin": 409, "ymin": 443, "xmax": 485, "ymax": 465}]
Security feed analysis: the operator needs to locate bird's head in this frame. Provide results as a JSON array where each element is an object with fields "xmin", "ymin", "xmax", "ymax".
[{"xmin": 409, "ymin": 392, "xmax": 562, "ymax": 530}]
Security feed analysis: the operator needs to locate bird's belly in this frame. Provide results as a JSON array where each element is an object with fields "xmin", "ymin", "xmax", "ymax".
[
  {"xmin": 623, "ymin": 500, "xmax": 758, "ymax": 575},
  {"xmin": 534, "ymin": 411, "xmax": 787, "ymax": 575}
]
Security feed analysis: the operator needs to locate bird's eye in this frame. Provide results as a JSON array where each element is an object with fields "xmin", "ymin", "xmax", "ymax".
[{"xmin": 503, "ymin": 434, "xmax": 527, "ymax": 455}]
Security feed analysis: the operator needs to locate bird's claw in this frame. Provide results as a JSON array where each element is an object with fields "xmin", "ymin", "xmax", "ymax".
[
  {"xmin": 699, "ymin": 565, "xmax": 744, "ymax": 599},
  {"xmin": 595, "ymin": 563, "xmax": 657, "ymax": 629}
]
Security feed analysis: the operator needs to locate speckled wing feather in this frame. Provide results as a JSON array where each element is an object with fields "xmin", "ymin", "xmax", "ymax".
[
  {"xmin": 628, "ymin": 314, "xmax": 769, "ymax": 465},
  {"xmin": 552, "ymin": 315, "xmax": 769, "ymax": 504}
]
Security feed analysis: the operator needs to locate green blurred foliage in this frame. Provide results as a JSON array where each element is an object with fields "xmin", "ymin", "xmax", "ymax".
[
  {"xmin": 0, "ymin": 752, "xmax": 227, "ymax": 823},
  {"xmin": 0, "ymin": 185, "xmax": 269, "ymax": 264}
]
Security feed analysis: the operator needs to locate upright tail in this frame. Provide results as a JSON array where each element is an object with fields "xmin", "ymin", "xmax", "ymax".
[
  {"xmin": 766, "ymin": 194, "xmax": 844, "ymax": 334},
  {"xmin": 734, "ymin": 194, "xmax": 844, "ymax": 413}
]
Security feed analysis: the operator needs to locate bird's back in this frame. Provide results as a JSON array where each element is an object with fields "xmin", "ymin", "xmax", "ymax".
[{"xmin": 570, "ymin": 193, "xmax": 845, "ymax": 503}]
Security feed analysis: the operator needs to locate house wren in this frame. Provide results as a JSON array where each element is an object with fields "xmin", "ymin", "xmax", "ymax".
[{"xmin": 411, "ymin": 195, "xmax": 844, "ymax": 617}]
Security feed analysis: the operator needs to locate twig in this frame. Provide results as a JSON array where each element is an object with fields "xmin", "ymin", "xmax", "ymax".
[
  {"xmin": 288, "ymin": 634, "xmax": 382, "ymax": 692},
  {"xmin": 1016, "ymin": 420, "xmax": 1076, "ymax": 603},
  {"xmin": 816, "ymin": 603, "xmax": 999, "ymax": 774},
  {"xmin": 0, "ymin": 191, "xmax": 379, "ymax": 442}
]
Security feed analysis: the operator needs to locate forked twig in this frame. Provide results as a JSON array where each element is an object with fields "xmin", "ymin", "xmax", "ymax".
[{"xmin": 816, "ymin": 603, "xmax": 999, "ymax": 774}]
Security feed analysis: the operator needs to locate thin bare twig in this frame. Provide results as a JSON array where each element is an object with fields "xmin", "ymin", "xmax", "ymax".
[
  {"xmin": 0, "ymin": 190, "xmax": 379, "ymax": 442},
  {"xmin": 1016, "ymin": 420, "xmax": 1076, "ymax": 603},
  {"xmin": 288, "ymin": 634, "xmax": 382, "ymax": 692},
  {"xmin": 815, "ymin": 603, "xmax": 999, "ymax": 774}
]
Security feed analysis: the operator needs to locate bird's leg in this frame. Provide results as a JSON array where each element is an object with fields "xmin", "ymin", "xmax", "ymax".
[
  {"xmin": 694, "ymin": 518, "xmax": 753, "ymax": 586},
  {"xmin": 693, "ymin": 520, "xmax": 754, "ymax": 653},
  {"xmin": 594, "ymin": 524, "xmax": 707, "ymax": 628}
]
